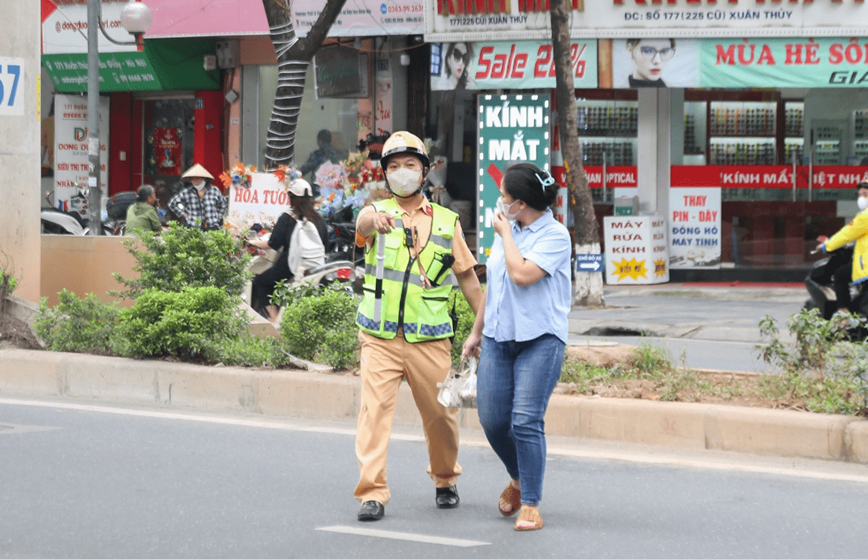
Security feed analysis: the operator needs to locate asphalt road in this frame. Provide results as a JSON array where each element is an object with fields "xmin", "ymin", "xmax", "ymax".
[{"xmin": 2, "ymin": 398, "xmax": 867, "ymax": 559}]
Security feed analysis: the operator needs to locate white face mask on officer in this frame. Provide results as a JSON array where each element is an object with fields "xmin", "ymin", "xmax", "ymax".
[
  {"xmin": 387, "ymin": 168, "xmax": 423, "ymax": 197},
  {"xmin": 858, "ymin": 196, "xmax": 868, "ymax": 211}
]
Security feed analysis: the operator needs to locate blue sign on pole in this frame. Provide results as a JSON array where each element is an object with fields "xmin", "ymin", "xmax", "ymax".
[{"xmin": 575, "ymin": 254, "xmax": 604, "ymax": 273}]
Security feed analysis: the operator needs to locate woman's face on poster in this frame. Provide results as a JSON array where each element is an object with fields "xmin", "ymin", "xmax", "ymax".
[
  {"xmin": 448, "ymin": 43, "xmax": 470, "ymax": 79},
  {"xmin": 629, "ymin": 39, "xmax": 675, "ymax": 81}
]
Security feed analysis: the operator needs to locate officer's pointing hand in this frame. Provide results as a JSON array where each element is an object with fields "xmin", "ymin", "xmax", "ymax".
[{"xmin": 375, "ymin": 212, "xmax": 396, "ymax": 234}]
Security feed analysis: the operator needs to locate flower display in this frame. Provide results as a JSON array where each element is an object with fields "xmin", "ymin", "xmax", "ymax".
[
  {"xmin": 314, "ymin": 161, "xmax": 345, "ymax": 191},
  {"xmin": 314, "ymin": 150, "xmax": 389, "ymax": 218},
  {"xmin": 220, "ymin": 163, "xmax": 257, "ymax": 189},
  {"xmin": 272, "ymin": 164, "xmax": 302, "ymax": 185}
]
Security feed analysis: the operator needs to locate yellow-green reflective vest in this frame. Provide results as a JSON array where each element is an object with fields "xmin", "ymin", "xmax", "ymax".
[{"xmin": 356, "ymin": 199, "xmax": 458, "ymax": 343}]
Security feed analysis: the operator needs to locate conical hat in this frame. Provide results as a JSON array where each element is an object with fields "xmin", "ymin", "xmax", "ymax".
[{"xmin": 181, "ymin": 163, "xmax": 214, "ymax": 180}]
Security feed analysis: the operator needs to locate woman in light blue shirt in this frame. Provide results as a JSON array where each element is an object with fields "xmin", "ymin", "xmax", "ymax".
[{"xmin": 463, "ymin": 163, "xmax": 571, "ymax": 532}]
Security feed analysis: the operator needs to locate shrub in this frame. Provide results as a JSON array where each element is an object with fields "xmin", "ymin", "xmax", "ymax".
[
  {"xmin": 215, "ymin": 334, "xmax": 292, "ymax": 368},
  {"xmin": 114, "ymin": 223, "xmax": 251, "ymax": 299},
  {"xmin": 114, "ymin": 286, "xmax": 247, "ymax": 360},
  {"xmin": 449, "ymin": 289, "xmax": 477, "ymax": 367},
  {"xmin": 279, "ymin": 287, "xmax": 358, "ymax": 369},
  {"xmin": 270, "ymin": 280, "xmax": 326, "ymax": 309},
  {"xmin": 0, "ymin": 270, "xmax": 18, "ymax": 297},
  {"xmin": 756, "ymin": 308, "xmax": 868, "ymax": 416},
  {"xmin": 33, "ymin": 290, "xmax": 119, "ymax": 353}
]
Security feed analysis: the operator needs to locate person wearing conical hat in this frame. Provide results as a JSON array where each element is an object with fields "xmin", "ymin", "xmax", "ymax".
[{"xmin": 168, "ymin": 163, "xmax": 227, "ymax": 230}]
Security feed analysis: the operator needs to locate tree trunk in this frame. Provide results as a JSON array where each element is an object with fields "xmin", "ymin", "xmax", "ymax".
[
  {"xmin": 261, "ymin": 0, "xmax": 348, "ymax": 167},
  {"xmin": 549, "ymin": 0, "xmax": 604, "ymax": 307}
]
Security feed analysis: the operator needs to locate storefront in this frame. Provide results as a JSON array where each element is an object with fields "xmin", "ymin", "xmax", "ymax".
[
  {"xmin": 41, "ymin": 0, "xmax": 222, "ymax": 210},
  {"xmin": 425, "ymin": 0, "xmax": 868, "ymax": 281}
]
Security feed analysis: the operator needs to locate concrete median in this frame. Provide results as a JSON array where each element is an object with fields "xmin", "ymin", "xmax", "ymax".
[{"xmin": 1, "ymin": 348, "xmax": 866, "ymax": 464}]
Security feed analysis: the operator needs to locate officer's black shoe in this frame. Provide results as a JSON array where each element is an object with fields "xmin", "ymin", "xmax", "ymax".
[
  {"xmin": 435, "ymin": 485, "xmax": 460, "ymax": 509},
  {"xmin": 358, "ymin": 500, "xmax": 385, "ymax": 521}
]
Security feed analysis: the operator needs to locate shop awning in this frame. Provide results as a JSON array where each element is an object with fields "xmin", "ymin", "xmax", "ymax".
[{"xmin": 43, "ymin": 39, "xmax": 220, "ymax": 93}]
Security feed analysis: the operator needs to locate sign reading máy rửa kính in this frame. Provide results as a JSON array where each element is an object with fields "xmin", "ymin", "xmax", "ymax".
[
  {"xmin": 477, "ymin": 94, "xmax": 550, "ymax": 264},
  {"xmin": 603, "ymin": 216, "xmax": 669, "ymax": 285}
]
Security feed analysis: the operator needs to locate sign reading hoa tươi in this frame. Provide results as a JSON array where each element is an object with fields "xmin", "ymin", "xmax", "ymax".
[{"xmin": 477, "ymin": 94, "xmax": 550, "ymax": 264}]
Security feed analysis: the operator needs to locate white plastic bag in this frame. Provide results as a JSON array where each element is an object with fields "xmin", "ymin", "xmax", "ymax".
[{"xmin": 437, "ymin": 357, "xmax": 478, "ymax": 409}]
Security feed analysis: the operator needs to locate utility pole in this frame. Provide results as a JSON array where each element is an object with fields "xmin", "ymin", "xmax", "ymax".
[{"xmin": 86, "ymin": 0, "xmax": 102, "ymax": 235}]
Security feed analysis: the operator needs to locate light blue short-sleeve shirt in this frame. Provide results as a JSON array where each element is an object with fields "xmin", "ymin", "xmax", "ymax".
[{"xmin": 483, "ymin": 210, "xmax": 572, "ymax": 344}]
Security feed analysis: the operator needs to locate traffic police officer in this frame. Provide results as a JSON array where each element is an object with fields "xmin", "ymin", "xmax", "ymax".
[{"xmin": 353, "ymin": 131, "xmax": 483, "ymax": 521}]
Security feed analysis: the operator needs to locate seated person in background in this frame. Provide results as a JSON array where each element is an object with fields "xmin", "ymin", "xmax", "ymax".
[
  {"xmin": 247, "ymin": 178, "xmax": 328, "ymax": 322},
  {"xmin": 299, "ymin": 130, "xmax": 347, "ymax": 192},
  {"xmin": 168, "ymin": 164, "xmax": 226, "ymax": 231},
  {"xmin": 125, "ymin": 184, "xmax": 162, "ymax": 234}
]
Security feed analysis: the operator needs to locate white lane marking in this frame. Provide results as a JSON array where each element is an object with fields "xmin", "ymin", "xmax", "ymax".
[
  {"xmin": 316, "ymin": 526, "xmax": 490, "ymax": 547},
  {"xmin": 0, "ymin": 422, "xmax": 59, "ymax": 435},
  {"xmin": 2, "ymin": 397, "xmax": 867, "ymax": 484}
]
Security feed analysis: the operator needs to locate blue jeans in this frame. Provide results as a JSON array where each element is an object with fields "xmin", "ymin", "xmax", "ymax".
[{"xmin": 477, "ymin": 334, "xmax": 565, "ymax": 506}]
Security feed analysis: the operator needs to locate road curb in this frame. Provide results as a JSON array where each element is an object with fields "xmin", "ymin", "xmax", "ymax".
[{"xmin": 1, "ymin": 349, "xmax": 866, "ymax": 464}]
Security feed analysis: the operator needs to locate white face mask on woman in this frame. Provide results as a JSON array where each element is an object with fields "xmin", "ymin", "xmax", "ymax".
[
  {"xmin": 387, "ymin": 168, "xmax": 423, "ymax": 197},
  {"xmin": 858, "ymin": 196, "xmax": 868, "ymax": 211},
  {"xmin": 496, "ymin": 197, "xmax": 522, "ymax": 220},
  {"xmin": 191, "ymin": 179, "xmax": 206, "ymax": 191}
]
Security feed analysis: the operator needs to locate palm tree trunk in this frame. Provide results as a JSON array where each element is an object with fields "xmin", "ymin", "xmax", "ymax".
[
  {"xmin": 550, "ymin": 0, "xmax": 604, "ymax": 307},
  {"xmin": 261, "ymin": 0, "xmax": 348, "ymax": 167}
]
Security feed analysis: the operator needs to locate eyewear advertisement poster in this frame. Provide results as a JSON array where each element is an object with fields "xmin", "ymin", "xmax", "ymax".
[
  {"xmin": 611, "ymin": 39, "xmax": 698, "ymax": 89},
  {"xmin": 226, "ymin": 172, "xmax": 288, "ymax": 229},
  {"xmin": 668, "ymin": 187, "xmax": 722, "ymax": 269},
  {"xmin": 477, "ymin": 94, "xmax": 550, "ymax": 264},
  {"xmin": 53, "ymin": 94, "xmax": 109, "ymax": 209},
  {"xmin": 607, "ymin": 37, "xmax": 868, "ymax": 89},
  {"xmin": 291, "ymin": 0, "xmax": 424, "ymax": 37},
  {"xmin": 431, "ymin": 40, "xmax": 597, "ymax": 91},
  {"xmin": 426, "ymin": 0, "xmax": 868, "ymax": 40},
  {"xmin": 603, "ymin": 216, "xmax": 669, "ymax": 285}
]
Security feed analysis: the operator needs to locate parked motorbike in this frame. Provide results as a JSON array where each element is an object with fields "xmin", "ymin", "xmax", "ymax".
[
  {"xmin": 104, "ymin": 191, "xmax": 138, "ymax": 235},
  {"xmin": 41, "ymin": 187, "xmax": 91, "ymax": 235}
]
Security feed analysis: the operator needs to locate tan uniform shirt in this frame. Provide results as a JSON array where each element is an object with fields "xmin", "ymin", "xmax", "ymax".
[{"xmin": 355, "ymin": 196, "xmax": 477, "ymax": 275}]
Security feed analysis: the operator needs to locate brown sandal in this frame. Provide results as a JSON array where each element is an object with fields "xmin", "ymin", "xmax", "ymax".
[
  {"xmin": 498, "ymin": 482, "xmax": 522, "ymax": 517},
  {"xmin": 514, "ymin": 506, "xmax": 543, "ymax": 531}
]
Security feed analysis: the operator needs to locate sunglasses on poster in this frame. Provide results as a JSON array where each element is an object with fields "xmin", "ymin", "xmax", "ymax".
[
  {"xmin": 638, "ymin": 46, "xmax": 675, "ymax": 61},
  {"xmin": 451, "ymin": 49, "xmax": 469, "ymax": 63}
]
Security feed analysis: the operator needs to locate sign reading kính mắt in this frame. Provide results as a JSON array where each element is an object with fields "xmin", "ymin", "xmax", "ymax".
[{"xmin": 477, "ymin": 94, "xmax": 551, "ymax": 264}]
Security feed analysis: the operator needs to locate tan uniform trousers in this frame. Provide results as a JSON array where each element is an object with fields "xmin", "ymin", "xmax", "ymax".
[{"xmin": 354, "ymin": 330, "xmax": 462, "ymax": 505}]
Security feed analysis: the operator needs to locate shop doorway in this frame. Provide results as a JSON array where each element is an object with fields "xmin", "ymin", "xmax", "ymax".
[{"xmin": 142, "ymin": 98, "xmax": 197, "ymax": 209}]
